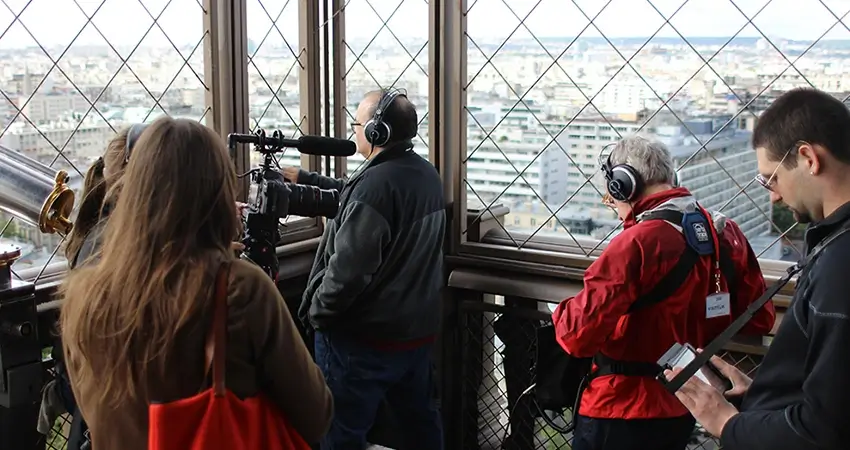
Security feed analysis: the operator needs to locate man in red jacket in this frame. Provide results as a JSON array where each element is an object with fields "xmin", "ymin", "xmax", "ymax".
[{"xmin": 552, "ymin": 135, "xmax": 776, "ymax": 450}]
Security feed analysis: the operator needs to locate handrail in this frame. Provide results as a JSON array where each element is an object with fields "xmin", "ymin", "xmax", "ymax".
[
  {"xmin": 447, "ymin": 267, "xmax": 782, "ymax": 355},
  {"xmin": 19, "ymin": 237, "xmax": 322, "ymax": 314},
  {"xmin": 475, "ymin": 227, "xmax": 798, "ymax": 294},
  {"xmin": 448, "ymin": 267, "xmax": 581, "ymax": 304}
]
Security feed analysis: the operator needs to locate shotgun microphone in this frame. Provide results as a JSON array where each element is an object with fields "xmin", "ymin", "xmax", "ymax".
[{"xmin": 227, "ymin": 133, "xmax": 356, "ymax": 157}]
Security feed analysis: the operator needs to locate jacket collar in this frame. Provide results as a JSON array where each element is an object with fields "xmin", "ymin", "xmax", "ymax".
[
  {"xmin": 804, "ymin": 200, "xmax": 850, "ymax": 251},
  {"xmin": 348, "ymin": 140, "xmax": 415, "ymax": 184},
  {"xmin": 623, "ymin": 187, "xmax": 694, "ymax": 228},
  {"xmin": 364, "ymin": 140, "xmax": 415, "ymax": 169}
]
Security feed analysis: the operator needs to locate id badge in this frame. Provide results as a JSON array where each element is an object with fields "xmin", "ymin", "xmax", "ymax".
[{"xmin": 706, "ymin": 292, "xmax": 731, "ymax": 319}]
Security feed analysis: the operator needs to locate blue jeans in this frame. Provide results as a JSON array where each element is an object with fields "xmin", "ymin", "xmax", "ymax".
[{"xmin": 314, "ymin": 331, "xmax": 444, "ymax": 450}]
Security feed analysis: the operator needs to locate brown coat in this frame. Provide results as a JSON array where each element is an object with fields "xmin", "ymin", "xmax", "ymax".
[{"xmin": 71, "ymin": 260, "xmax": 333, "ymax": 449}]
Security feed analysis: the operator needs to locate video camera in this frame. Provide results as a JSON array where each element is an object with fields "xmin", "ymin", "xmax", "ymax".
[{"xmin": 227, "ymin": 128, "xmax": 356, "ymax": 280}]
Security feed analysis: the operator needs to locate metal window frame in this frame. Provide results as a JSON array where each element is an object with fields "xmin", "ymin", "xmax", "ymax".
[
  {"xmin": 437, "ymin": 0, "xmax": 467, "ymax": 256},
  {"xmin": 10, "ymin": 0, "xmax": 797, "ymax": 290},
  {"xmin": 218, "ymin": 0, "xmax": 325, "ymax": 243},
  {"xmin": 438, "ymin": 0, "xmax": 796, "ymax": 286}
]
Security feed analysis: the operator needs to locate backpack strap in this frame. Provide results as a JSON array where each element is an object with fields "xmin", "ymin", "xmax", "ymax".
[
  {"xmin": 591, "ymin": 208, "xmax": 731, "ymax": 379},
  {"xmin": 628, "ymin": 245, "xmax": 700, "ymax": 313},
  {"xmin": 204, "ymin": 261, "xmax": 231, "ymax": 397},
  {"xmin": 592, "ymin": 353, "xmax": 662, "ymax": 378},
  {"xmin": 629, "ymin": 208, "xmax": 737, "ymax": 312}
]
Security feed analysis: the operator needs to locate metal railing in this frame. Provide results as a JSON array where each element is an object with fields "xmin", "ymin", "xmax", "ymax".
[{"xmin": 447, "ymin": 293, "xmax": 768, "ymax": 450}]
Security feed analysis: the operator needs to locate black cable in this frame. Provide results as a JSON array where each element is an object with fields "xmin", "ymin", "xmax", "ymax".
[
  {"xmin": 499, "ymin": 383, "xmax": 537, "ymax": 449},
  {"xmin": 500, "ymin": 375, "xmax": 588, "ymax": 448}
]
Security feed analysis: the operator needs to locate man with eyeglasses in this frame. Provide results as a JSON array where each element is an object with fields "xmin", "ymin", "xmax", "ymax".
[
  {"xmin": 289, "ymin": 89, "xmax": 445, "ymax": 450},
  {"xmin": 669, "ymin": 87, "xmax": 850, "ymax": 450}
]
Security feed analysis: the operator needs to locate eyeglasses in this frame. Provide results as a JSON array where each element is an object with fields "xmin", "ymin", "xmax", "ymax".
[
  {"xmin": 601, "ymin": 192, "xmax": 615, "ymax": 209},
  {"xmin": 754, "ymin": 143, "xmax": 799, "ymax": 192},
  {"xmin": 350, "ymin": 122, "xmax": 362, "ymax": 134}
]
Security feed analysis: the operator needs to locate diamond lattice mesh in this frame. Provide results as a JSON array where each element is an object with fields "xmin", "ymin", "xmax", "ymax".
[
  {"xmin": 463, "ymin": 0, "xmax": 848, "ymax": 260},
  {"xmin": 0, "ymin": 0, "xmax": 211, "ymax": 284},
  {"xmin": 0, "ymin": 1, "xmax": 210, "ymax": 447},
  {"xmin": 339, "ymin": 0, "xmax": 430, "ymax": 176},
  {"xmin": 246, "ymin": 0, "xmax": 312, "ymax": 226},
  {"xmin": 458, "ymin": 298, "xmax": 766, "ymax": 450}
]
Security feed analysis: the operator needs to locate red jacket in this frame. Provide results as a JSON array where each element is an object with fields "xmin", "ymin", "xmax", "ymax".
[{"xmin": 551, "ymin": 187, "xmax": 776, "ymax": 419}]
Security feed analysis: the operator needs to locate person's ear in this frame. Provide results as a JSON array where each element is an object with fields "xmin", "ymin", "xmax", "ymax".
[{"xmin": 798, "ymin": 143, "xmax": 821, "ymax": 175}]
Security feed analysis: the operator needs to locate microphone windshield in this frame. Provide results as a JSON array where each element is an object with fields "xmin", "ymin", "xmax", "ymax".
[{"xmin": 297, "ymin": 136, "xmax": 357, "ymax": 157}]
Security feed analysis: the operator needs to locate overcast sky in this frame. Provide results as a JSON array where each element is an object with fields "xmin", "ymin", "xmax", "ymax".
[{"xmin": 1, "ymin": 0, "xmax": 849, "ymax": 49}]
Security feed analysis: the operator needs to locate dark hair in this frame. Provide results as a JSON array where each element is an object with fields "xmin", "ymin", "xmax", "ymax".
[
  {"xmin": 752, "ymin": 87, "xmax": 850, "ymax": 167},
  {"xmin": 365, "ymin": 89, "xmax": 419, "ymax": 144}
]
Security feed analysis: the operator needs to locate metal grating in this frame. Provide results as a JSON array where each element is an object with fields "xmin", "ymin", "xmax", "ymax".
[
  {"xmin": 339, "ymin": 0, "xmax": 430, "ymax": 174},
  {"xmin": 40, "ymin": 362, "xmax": 79, "ymax": 450},
  {"xmin": 461, "ymin": 0, "xmax": 850, "ymax": 261},
  {"xmin": 0, "ymin": 0, "xmax": 211, "ymax": 283},
  {"xmin": 457, "ymin": 301, "xmax": 765, "ymax": 450},
  {"xmin": 246, "ymin": 0, "xmax": 303, "ymax": 156},
  {"xmin": 1, "ymin": 1, "xmax": 211, "ymax": 447},
  {"xmin": 245, "ymin": 0, "xmax": 311, "ymax": 226}
]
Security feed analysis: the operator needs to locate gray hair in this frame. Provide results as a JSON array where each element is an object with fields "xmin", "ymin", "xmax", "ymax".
[{"xmin": 608, "ymin": 135, "xmax": 676, "ymax": 186}]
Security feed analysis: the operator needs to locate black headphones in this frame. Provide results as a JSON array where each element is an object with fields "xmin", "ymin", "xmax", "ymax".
[
  {"xmin": 364, "ymin": 89, "xmax": 405, "ymax": 147},
  {"xmin": 601, "ymin": 152, "xmax": 644, "ymax": 203},
  {"xmin": 124, "ymin": 123, "xmax": 149, "ymax": 163}
]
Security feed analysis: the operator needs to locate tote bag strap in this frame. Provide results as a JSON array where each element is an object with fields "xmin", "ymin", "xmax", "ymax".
[{"xmin": 203, "ymin": 261, "xmax": 231, "ymax": 397}]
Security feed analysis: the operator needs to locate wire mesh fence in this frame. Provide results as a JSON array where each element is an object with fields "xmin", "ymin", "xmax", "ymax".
[
  {"xmin": 246, "ymin": 0, "xmax": 304, "ymax": 164},
  {"xmin": 38, "ymin": 359, "xmax": 78, "ymax": 450},
  {"xmin": 456, "ymin": 298, "xmax": 765, "ymax": 450},
  {"xmin": 0, "ymin": 0, "xmax": 211, "ymax": 282},
  {"xmin": 337, "ymin": 0, "xmax": 431, "ymax": 175},
  {"xmin": 460, "ymin": 0, "xmax": 849, "ymax": 261}
]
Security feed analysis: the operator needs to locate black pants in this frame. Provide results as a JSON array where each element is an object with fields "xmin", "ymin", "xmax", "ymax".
[{"xmin": 572, "ymin": 414, "xmax": 696, "ymax": 450}]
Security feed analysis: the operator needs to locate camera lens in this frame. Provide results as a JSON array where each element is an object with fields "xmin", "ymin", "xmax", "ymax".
[{"xmin": 286, "ymin": 184, "xmax": 340, "ymax": 219}]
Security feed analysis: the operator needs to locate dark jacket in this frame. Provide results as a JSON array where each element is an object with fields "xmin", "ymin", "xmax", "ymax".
[
  {"xmin": 299, "ymin": 141, "xmax": 446, "ymax": 342},
  {"xmin": 296, "ymin": 169, "xmax": 346, "ymax": 192},
  {"xmin": 73, "ymin": 219, "xmax": 106, "ymax": 267},
  {"xmin": 720, "ymin": 201, "xmax": 850, "ymax": 450},
  {"xmin": 552, "ymin": 188, "xmax": 774, "ymax": 419}
]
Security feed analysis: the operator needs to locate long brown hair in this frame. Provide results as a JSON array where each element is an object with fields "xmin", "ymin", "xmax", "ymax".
[
  {"xmin": 60, "ymin": 117, "xmax": 239, "ymax": 409},
  {"xmin": 63, "ymin": 128, "xmax": 130, "ymax": 263}
]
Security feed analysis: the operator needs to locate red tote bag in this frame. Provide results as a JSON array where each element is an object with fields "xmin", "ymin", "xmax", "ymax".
[{"xmin": 148, "ymin": 262, "xmax": 311, "ymax": 450}]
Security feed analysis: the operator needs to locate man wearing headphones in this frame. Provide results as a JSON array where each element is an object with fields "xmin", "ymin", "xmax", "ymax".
[
  {"xmin": 299, "ymin": 89, "xmax": 446, "ymax": 449},
  {"xmin": 551, "ymin": 135, "xmax": 775, "ymax": 450}
]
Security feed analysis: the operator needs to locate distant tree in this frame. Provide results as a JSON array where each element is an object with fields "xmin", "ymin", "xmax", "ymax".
[
  {"xmin": 2, "ymin": 218, "xmax": 18, "ymax": 240},
  {"xmin": 771, "ymin": 203, "xmax": 806, "ymax": 239},
  {"xmin": 0, "ymin": 216, "xmax": 27, "ymax": 241}
]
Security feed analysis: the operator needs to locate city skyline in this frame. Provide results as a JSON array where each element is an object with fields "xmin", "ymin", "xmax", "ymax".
[
  {"xmin": 1, "ymin": 0, "xmax": 840, "ymax": 268},
  {"xmin": 0, "ymin": 0, "xmax": 849, "ymax": 49}
]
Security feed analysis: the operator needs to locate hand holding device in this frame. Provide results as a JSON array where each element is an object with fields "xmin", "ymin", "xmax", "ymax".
[
  {"xmin": 281, "ymin": 166, "xmax": 299, "ymax": 182},
  {"xmin": 658, "ymin": 343, "xmax": 733, "ymax": 392},
  {"xmin": 704, "ymin": 352, "xmax": 752, "ymax": 398}
]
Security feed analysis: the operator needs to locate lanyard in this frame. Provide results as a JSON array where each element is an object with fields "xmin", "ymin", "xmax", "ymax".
[{"xmin": 698, "ymin": 205, "xmax": 723, "ymax": 293}]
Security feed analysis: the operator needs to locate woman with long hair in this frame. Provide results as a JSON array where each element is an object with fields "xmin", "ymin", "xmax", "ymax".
[
  {"xmin": 64, "ymin": 126, "xmax": 130, "ymax": 266},
  {"xmin": 43, "ymin": 128, "xmax": 131, "ymax": 450},
  {"xmin": 59, "ymin": 117, "xmax": 333, "ymax": 449}
]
